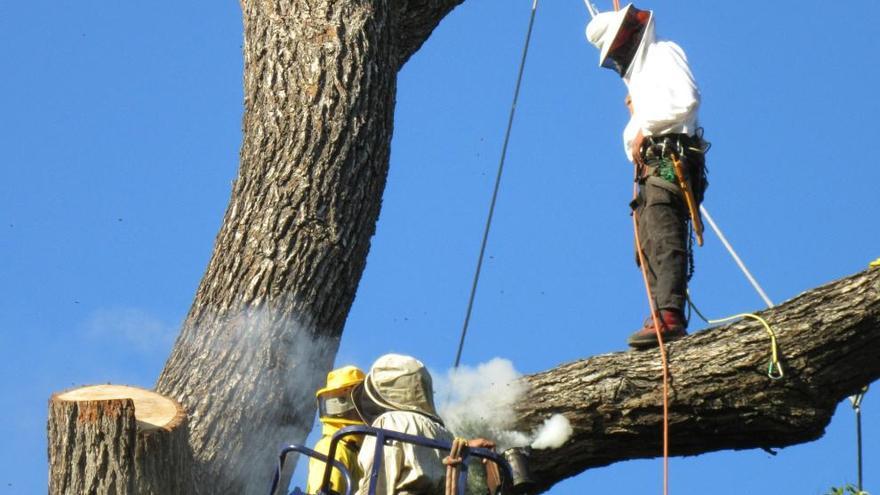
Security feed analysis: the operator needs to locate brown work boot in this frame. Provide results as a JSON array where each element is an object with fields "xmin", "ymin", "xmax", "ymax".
[{"xmin": 627, "ymin": 310, "xmax": 688, "ymax": 349}]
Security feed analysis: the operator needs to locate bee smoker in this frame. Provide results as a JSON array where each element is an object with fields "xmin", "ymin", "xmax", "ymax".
[{"xmin": 502, "ymin": 447, "xmax": 536, "ymax": 494}]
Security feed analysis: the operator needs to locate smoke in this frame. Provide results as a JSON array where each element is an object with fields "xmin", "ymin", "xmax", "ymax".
[
  {"xmin": 173, "ymin": 304, "xmax": 339, "ymax": 495},
  {"xmin": 84, "ymin": 307, "xmax": 176, "ymax": 355},
  {"xmin": 436, "ymin": 358, "xmax": 530, "ymax": 450},
  {"xmin": 435, "ymin": 358, "xmax": 572, "ymax": 451},
  {"xmin": 530, "ymin": 414, "xmax": 573, "ymax": 450}
]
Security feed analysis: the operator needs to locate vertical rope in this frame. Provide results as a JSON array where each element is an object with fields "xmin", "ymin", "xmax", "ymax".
[
  {"xmin": 850, "ymin": 389, "xmax": 867, "ymax": 492},
  {"xmin": 453, "ymin": 0, "xmax": 539, "ymax": 368},
  {"xmin": 632, "ymin": 178, "xmax": 670, "ymax": 495},
  {"xmin": 857, "ymin": 405, "xmax": 863, "ymax": 492}
]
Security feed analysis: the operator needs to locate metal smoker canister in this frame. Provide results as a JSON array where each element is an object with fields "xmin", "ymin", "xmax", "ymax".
[{"xmin": 502, "ymin": 447, "xmax": 536, "ymax": 494}]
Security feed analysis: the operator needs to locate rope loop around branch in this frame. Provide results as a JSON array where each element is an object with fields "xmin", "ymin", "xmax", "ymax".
[{"xmin": 688, "ymin": 301, "xmax": 785, "ymax": 381}]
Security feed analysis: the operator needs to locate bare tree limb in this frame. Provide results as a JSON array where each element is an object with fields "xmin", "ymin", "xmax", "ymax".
[
  {"xmin": 393, "ymin": 0, "xmax": 466, "ymax": 67},
  {"xmin": 48, "ymin": 1, "xmax": 880, "ymax": 493},
  {"xmin": 514, "ymin": 268, "xmax": 880, "ymax": 492}
]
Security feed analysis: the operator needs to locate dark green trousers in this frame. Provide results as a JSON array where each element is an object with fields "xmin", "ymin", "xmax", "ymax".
[{"xmin": 634, "ymin": 176, "xmax": 689, "ymax": 314}]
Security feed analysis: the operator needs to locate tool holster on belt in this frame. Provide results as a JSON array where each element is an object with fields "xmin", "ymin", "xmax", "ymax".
[
  {"xmin": 634, "ymin": 132, "xmax": 709, "ymax": 248},
  {"xmin": 637, "ymin": 132, "xmax": 708, "ymax": 201},
  {"xmin": 638, "ymin": 134, "xmax": 683, "ymax": 178}
]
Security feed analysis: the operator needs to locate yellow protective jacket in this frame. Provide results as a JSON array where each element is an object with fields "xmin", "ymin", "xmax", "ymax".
[{"xmin": 306, "ymin": 427, "xmax": 363, "ymax": 495}]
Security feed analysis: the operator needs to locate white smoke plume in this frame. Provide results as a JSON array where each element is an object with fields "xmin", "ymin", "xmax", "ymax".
[
  {"xmin": 177, "ymin": 304, "xmax": 339, "ymax": 495},
  {"xmin": 83, "ymin": 307, "xmax": 176, "ymax": 355},
  {"xmin": 530, "ymin": 414, "xmax": 573, "ymax": 450},
  {"xmin": 435, "ymin": 358, "xmax": 572, "ymax": 451},
  {"xmin": 436, "ymin": 358, "xmax": 530, "ymax": 450}
]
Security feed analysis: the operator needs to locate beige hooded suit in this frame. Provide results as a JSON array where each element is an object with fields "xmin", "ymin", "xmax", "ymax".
[{"xmin": 356, "ymin": 354, "xmax": 453, "ymax": 495}]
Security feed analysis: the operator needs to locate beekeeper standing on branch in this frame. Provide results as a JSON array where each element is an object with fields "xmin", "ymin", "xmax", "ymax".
[{"xmin": 586, "ymin": 3, "xmax": 710, "ymax": 348}]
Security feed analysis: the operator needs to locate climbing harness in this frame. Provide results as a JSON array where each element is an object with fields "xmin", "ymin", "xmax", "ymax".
[
  {"xmin": 453, "ymin": 0, "xmax": 539, "ymax": 368},
  {"xmin": 849, "ymin": 387, "xmax": 868, "ymax": 493}
]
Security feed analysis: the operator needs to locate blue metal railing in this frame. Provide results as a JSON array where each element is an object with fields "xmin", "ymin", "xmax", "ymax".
[
  {"xmin": 269, "ymin": 425, "xmax": 514, "ymax": 495},
  {"xmin": 269, "ymin": 443, "xmax": 353, "ymax": 495}
]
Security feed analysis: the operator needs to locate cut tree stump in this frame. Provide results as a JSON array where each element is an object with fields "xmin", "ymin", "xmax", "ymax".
[{"xmin": 48, "ymin": 384, "xmax": 192, "ymax": 495}]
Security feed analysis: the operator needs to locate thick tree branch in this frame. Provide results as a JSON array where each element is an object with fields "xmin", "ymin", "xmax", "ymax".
[
  {"xmin": 52, "ymin": 2, "xmax": 879, "ymax": 493},
  {"xmin": 393, "ymin": 0, "xmax": 466, "ymax": 67},
  {"xmin": 515, "ymin": 268, "xmax": 880, "ymax": 493}
]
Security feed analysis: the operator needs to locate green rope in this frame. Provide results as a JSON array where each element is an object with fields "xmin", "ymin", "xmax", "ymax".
[{"xmin": 687, "ymin": 295, "xmax": 784, "ymax": 380}]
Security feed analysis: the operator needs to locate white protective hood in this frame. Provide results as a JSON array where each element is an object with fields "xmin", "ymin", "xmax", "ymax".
[
  {"xmin": 585, "ymin": 4, "xmax": 655, "ymax": 80},
  {"xmin": 587, "ymin": 4, "xmax": 700, "ymax": 160}
]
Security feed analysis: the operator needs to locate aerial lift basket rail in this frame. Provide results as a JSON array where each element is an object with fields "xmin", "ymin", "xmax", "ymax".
[{"xmin": 269, "ymin": 425, "xmax": 523, "ymax": 495}]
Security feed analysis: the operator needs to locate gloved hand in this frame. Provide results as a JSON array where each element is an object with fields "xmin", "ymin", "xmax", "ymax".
[
  {"xmin": 466, "ymin": 438, "xmax": 496, "ymax": 450},
  {"xmin": 631, "ymin": 129, "xmax": 646, "ymax": 168}
]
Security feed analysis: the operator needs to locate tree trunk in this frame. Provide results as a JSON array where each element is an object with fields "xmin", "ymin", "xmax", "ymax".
[
  {"xmin": 153, "ymin": 1, "xmax": 464, "ymax": 493},
  {"xmin": 515, "ymin": 268, "xmax": 880, "ymax": 493},
  {"xmin": 48, "ymin": 385, "xmax": 190, "ymax": 495},
  {"xmin": 49, "ymin": 2, "xmax": 878, "ymax": 494}
]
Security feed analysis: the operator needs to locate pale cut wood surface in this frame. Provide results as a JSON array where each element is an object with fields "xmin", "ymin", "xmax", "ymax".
[
  {"xmin": 49, "ymin": 385, "xmax": 192, "ymax": 495},
  {"xmin": 58, "ymin": 384, "xmax": 181, "ymax": 432}
]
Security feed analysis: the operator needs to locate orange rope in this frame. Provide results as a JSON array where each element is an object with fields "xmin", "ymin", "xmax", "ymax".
[
  {"xmin": 632, "ymin": 175, "xmax": 670, "ymax": 495},
  {"xmin": 613, "ymin": 0, "xmax": 621, "ymax": 11}
]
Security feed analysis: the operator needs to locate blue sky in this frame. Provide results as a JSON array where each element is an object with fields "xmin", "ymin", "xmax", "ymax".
[{"xmin": 1, "ymin": 1, "xmax": 878, "ymax": 493}]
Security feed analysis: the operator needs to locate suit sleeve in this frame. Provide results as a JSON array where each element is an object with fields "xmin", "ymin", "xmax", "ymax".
[{"xmin": 633, "ymin": 42, "xmax": 700, "ymax": 136}]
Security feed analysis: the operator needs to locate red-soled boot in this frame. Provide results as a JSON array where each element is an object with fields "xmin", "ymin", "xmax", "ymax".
[{"xmin": 627, "ymin": 310, "xmax": 688, "ymax": 349}]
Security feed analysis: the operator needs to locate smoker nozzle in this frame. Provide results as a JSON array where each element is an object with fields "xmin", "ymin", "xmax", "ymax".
[{"xmin": 502, "ymin": 447, "xmax": 536, "ymax": 494}]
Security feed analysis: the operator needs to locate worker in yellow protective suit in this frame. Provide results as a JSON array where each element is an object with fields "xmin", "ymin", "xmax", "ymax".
[{"xmin": 305, "ymin": 366, "xmax": 366, "ymax": 495}]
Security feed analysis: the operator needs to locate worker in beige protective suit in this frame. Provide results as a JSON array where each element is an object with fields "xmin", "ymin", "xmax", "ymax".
[{"xmin": 352, "ymin": 354, "xmax": 493, "ymax": 495}]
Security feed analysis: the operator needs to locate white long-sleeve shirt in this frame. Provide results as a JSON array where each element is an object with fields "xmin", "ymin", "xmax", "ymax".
[{"xmin": 622, "ymin": 39, "xmax": 700, "ymax": 162}]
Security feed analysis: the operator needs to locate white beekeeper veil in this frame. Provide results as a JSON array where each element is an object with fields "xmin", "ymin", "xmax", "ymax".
[
  {"xmin": 586, "ymin": 3, "xmax": 654, "ymax": 77},
  {"xmin": 355, "ymin": 354, "xmax": 444, "ymax": 425}
]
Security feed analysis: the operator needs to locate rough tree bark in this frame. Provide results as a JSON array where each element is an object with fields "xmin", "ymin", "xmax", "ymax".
[
  {"xmin": 152, "ymin": 1, "xmax": 464, "ymax": 493},
  {"xmin": 46, "ymin": 0, "xmax": 878, "ymax": 493},
  {"xmin": 516, "ymin": 268, "xmax": 880, "ymax": 493},
  {"xmin": 48, "ymin": 385, "xmax": 190, "ymax": 495}
]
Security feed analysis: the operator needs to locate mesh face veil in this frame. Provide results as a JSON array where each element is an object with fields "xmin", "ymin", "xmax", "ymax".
[
  {"xmin": 351, "ymin": 382, "xmax": 388, "ymax": 425},
  {"xmin": 318, "ymin": 388, "xmax": 363, "ymax": 425},
  {"xmin": 602, "ymin": 6, "xmax": 651, "ymax": 76},
  {"xmin": 586, "ymin": 4, "xmax": 653, "ymax": 77}
]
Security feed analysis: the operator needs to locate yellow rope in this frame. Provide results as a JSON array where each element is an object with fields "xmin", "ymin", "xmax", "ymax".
[
  {"xmin": 870, "ymin": 257, "xmax": 880, "ymax": 268},
  {"xmin": 705, "ymin": 313, "xmax": 784, "ymax": 379}
]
